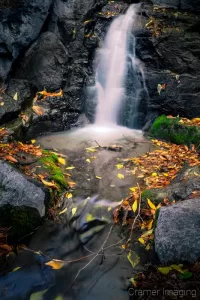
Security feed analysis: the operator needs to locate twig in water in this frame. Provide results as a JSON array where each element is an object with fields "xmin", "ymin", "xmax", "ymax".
[{"xmin": 72, "ymin": 224, "xmax": 114, "ymax": 285}]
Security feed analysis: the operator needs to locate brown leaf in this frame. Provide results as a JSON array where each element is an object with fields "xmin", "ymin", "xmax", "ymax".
[
  {"xmin": 4, "ymin": 155, "xmax": 18, "ymax": 163},
  {"xmin": 32, "ymin": 106, "xmax": 43, "ymax": 116}
]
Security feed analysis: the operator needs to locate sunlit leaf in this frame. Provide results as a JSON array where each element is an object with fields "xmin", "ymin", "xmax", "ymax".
[
  {"xmin": 117, "ymin": 173, "xmax": 124, "ymax": 179},
  {"xmin": 59, "ymin": 207, "xmax": 67, "ymax": 215},
  {"xmin": 138, "ymin": 238, "xmax": 145, "ymax": 245},
  {"xmin": 127, "ymin": 250, "xmax": 140, "ymax": 268},
  {"xmin": 132, "ymin": 200, "xmax": 137, "ymax": 213},
  {"xmin": 96, "ymin": 176, "xmax": 102, "ymax": 179},
  {"xmin": 13, "ymin": 92, "xmax": 18, "ymax": 101},
  {"xmin": 41, "ymin": 179, "xmax": 59, "ymax": 189},
  {"xmin": 66, "ymin": 166, "xmax": 75, "ymax": 170},
  {"xmin": 32, "ymin": 105, "xmax": 43, "ymax": 116},
  {"xmin": 170, "ymin": 264, "xmax": 184, "ymax": 273},
  {"xmin": 45, "ymin": 259, "xmax": 64, "ymax": 270},
  {"xmin": 86, "ymin": 158, "xmax": 91, "ymax": 163},
  {"xmin": 66, "ymin": 193, "xmax": 72, "ymax": 199},
  {"xmin": 72, "ymin": 207, "xmax": 77, "ymax": 216},
  {"xmin": 115, "ymin": 164, "xmax": 123, "ymax": 170},
  {"xmin": 158, "ymin": 266, "xmax": 172, "ymax": 275},
  {"xmin": 58, "ymin": 157, "xmax": 66, "ymax": 165},
  {"xmin": 147, "ymin": 198, "xmax": 156, "ymax": 210}
]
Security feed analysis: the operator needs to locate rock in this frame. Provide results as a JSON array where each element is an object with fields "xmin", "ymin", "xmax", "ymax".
[
  {"xmin": 137, "ymin": 4, "xmax": 200, "ymax": 127},
  {"xmin": 150, "ymin": 0, "xmax": 200, "ymax": 11},
  {"xmin": 0, "ymin": 0, "xmax": 52, "ymax": 82},
  {"xmin": 155, "ymin": 198, "xmax": 200, "ymax": 263},
  {"xmin": 14, "ymin": 32, "xmax": 68, "ymax": 91},
  {"xmin": 0, "ymin": 79, "xmax": 32, "ymax": 124},
  {"xmin": 0, "ymin": 160, "xmax": 50, "ymax": 240}
]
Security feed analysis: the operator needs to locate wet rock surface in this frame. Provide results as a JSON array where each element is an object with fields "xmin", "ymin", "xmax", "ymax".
[
  {"xmin": 155, "ymin": 198, "xmax": 200, "ymax": 264},
  {"xmin": 0, "ymin": 160, "xmax": 50, "ymax": 240}
]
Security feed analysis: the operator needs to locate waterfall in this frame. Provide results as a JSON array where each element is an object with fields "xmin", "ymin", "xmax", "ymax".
[{"xmin": 94, "ymin": 4, "xmax": 144, "ymax": 127}]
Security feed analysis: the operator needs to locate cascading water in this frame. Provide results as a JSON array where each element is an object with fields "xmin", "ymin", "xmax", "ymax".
[{"xmin": 94, "ymin": 4, "xmax": 147, "ymax": 128}]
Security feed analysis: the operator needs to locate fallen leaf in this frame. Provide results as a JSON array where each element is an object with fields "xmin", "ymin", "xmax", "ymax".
[
  {"xmin": 0, "ymin": 244, "xmax": 12, "ymax": 252},
  {"xmin": 72, "ymin": 207, "xmax": 77, "ymax": 216},
  {"xmin": 96, "ymin": 176, "xmax": 102, "ymax": 179},
  {"xmin": 86, "ymin": 147, "xmax": 97, "ymax": 152},
  {"xmin": 145, "ymin": 243, "xmax": 150, "ymax": 251},
  {"xmin": 45, "ymin": 259, "xmax": 64, "ymax": 270},
  {"xmin": 86, "ymin": 158, "xmax": 91, "ymax": 163},
  {"xmin": 141, "ymin": 229, "xmax": 153, "ymax": 238},
  {"xmin": 66, "ymin": 166, "xmax": 75, "ymax": 170},
  {"xmin": 117, "ymin": 173, "xmax": 124, "ymax": 179},
  {"xmin": 115, "ymin": 164, "xmax": 123, "ymax": 170},
  {"xmin": 31, "ymin": 139, "xmax": 36, "ymax": 144},
  {"xmin": 4, "ymin": 155, "xmax": 18, "ymax": 163},
  {"xmin": 32, "ymin": 105, "xmax": 43, "ymax": 116},
  {"xmin": 138, "ymin": 238, "xmax": 145, "ymax": 245},
  {"xmin": 66, "ymin": 192, "xmax": 72, "ymax": 199},
  {"xmin": 158, "ymin": 266, "xmax": 172, "ymax": 275},
  {"xmin": 12, "ymin": 267, "xmax": 21, "ymax": 272},
  {"xmin": 147, "ymin": 198, "xmax": 156, "ymax": 210},
  {"xmin": 41, "ymin": 179, "xmax": 58, "ymax": 189},
  {"xmin": 127, "ymin": 250, "xmax": 140, "ymax": 268},
  {"xmin": 13, "ymin": 92, "xmax": 18, "ymax": 101},
  {"xmin": 58, "ymin": 157, "xmax": 66, "ymax": 165},
  {"xmin": 59, "ymin": 207, "xmax": 68, "ymax": 215},
  {"xmin": 132, "ymin": 200, "xmax": 138, "ymax": 213},
  {"xmin": 170, "ymin": 264, "xmax": 184, "ymax": 273}
]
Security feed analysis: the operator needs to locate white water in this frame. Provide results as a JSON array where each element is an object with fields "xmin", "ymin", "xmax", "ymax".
[{"xmin": 95, "ymin": 4, "xmax": 139, "ymax": 125}]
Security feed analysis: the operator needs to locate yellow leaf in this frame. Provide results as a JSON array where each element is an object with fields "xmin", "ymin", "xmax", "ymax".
[
  {"xmin": 31, "ymin": 139, "xmax": 36, "ymax": 144},
  {"xmin": 129, "ymin": 277, "xmax": 137, "ymax": 287},
  {"xmin": 66, "ymin": 166, "xmax": 75, "ymax": 170},
  {"xmin": 145, "ymin": 243, "xmax": 150, "ymax": 251},
  {"xmin": 86, "ymin": 158, "xmax": 91, "ymax": 163},
  {"xmin": 127, "ymin": 251, "xmax": 140, "ymax": 268},
  {"xmin": 158, "ymin": 266, "xmax": 172, "ymax": 275},
  {"xmin": 68, "ymin": 181, "xmax": 76, "ymax": 188},
  {"xmin": 117, "ymin": 173, "xmax": 124, "ymax": 179},
  {"xmin": 115, "ymin": 164, "xmax": 123, "ymax": 170},
  {"xmin": 152, "ymin": 172, "xmax": 157, "ymax": 177},
  {"xmin": 132, "ymin": 200, "xmax": 137, "ymax": 213},
  {"xmin": 141, "ymin": 229, "xmax": 153, "ymax": 238},
  {"xmin": 170, "ymin": 264, "xmax": 184, "ymax": 273},
  {"xmin": 96, "ymin": 176, "xmax": 102, "ymax": 179},
  {"xmin": 138, "ymin": 237, "xmax": 145, "ymax": 245},
  {"xmin": 72, "ymin": 207, "xmax": 77, "ymax": 216},
  {"xmin": 59, "ymin": 207, "xmax": 67, "ymax": 215},
  {"xmin": 30, "ymin": 289, "xmax": 48, "ymax": 300},
  {"xmin": 66, "ymin": 193, "xmax": 72, "ymax": 199},
  {"xmin": 13, "ymin": 92, "xmax": 18, "ymax": 101},
  {"xmin": 147, "ymin": 198, "xmax": 156, "ymax": 210},
  {"xmin": 86, "ymin": 147, "xmax": 97, "ymax": 152},
  {"xmin": 45, "ymin": 259, "xmax": 64, "ymax": 270},
  {"xmin": 147, "ymin": 219, "xmax": 153, "ymax": 230},
  {"xmin": 129, "ymin": 187, "xmax": 136, "ymax": 192},
  {"xmin": 58, "ymin": 157, "xmax": 66, "ymax": 165},
  {"xmin": 86, "ymin": 213, "xmax": 94, "ymax": 222},
  {"xmin": 12, "ymin": 267, "xmax": 21, "ymax": 272},
  {"xmin": 41, "ymin": 179, "xmax": 58, "ymax": 189}
]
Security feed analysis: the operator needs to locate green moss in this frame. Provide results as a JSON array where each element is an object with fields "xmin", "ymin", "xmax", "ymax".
[
  {"xmin": 141, "ymin": 189, "xmax": 154, "ymax": 201},
  {"xmin": 40, "ymin": 151, "xmax": 67, "ymax": 188},
  {"xmin": 150, "ymin": 115, "xmax": 200, "ymax": 146}
]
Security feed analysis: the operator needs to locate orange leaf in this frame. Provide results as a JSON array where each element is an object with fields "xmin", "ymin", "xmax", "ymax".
[
  {"xmin": 32, "ymin": 105, "xmax": 43, "ymax": 116},
  {"xmin": 45, "ymin": 259, "xmax": 64, "ymax": 270},
  {"xmin": 4, "ymin": 155, "xmax": 18, "ymax": 163}
]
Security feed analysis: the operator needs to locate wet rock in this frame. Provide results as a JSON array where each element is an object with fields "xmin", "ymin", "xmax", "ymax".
[
  {"xmin": 0, "ymin": 0, "xmax": 52, "ymax": 82},
  {"xmin": 0, "ymin": 160, "xmax": 50, "ymax": 240},
  {"xmin": 155, "ymin": 198, "xmax": 200, "ymax": 263},
  {"xmin": 151, "ymin": 0, "xmax": 200, "ymax": 11},
  {"xmin": 15, "ymin": 32, "xmax": 68, "ymax": 91}
]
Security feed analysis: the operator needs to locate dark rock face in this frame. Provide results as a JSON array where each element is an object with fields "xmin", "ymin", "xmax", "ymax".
[
  {"xmin": 155, "ymin": 198, "xmax": 200, "ymax": 263},
  {"xmin": 137, "ymin": 3, "xmax": 200, "ymax": 128},
  {"xmin": 151, "ymin": 0, "xmax": 200, "ymax": 11},
  {"xmin": 0, "ymin": 161, "xmax": 49, "ymax": 240},
  {"xmin": 15, "ymin": 32, "xmax": 68, "ymax": 91},
  {"xmin": 0, "ymin": 0, "xmax": 52, "ymax": 82}
]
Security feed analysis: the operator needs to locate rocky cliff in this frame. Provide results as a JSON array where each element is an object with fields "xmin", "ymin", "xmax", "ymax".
[{"xmin": 0, "ymin": 0, "xmax": 199, "ymax": 137}]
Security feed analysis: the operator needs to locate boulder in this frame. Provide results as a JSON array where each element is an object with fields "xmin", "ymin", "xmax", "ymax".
[
  {"xmin": 15, "ymin": 32, "xmax": 68, "ymax": 91},
  {"xmin": 0, "ymin": 0, "xmax": 52, "ymax": 82},
  {"xmin": 155, "ymin": 198, "xmax": 200, "ymax": 263},
  {"xmin": 0, "ymin": 160, "xmax": 50, "ymax": 240},
  {"xmin": 150, "ymin": 0, "xmax": 200, "ymax": 11}
]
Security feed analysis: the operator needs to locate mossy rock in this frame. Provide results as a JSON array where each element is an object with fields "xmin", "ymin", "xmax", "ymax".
[
  {"xmin": 142, "ymin": 189, "xmax": 168, "ymax": 206},
  {"xmin": 39, "ymin": 150, "xmax": 68, "ymax": 189},
  {"xmin": 150, "ymin": 115, "xmax": 200, "ymax": 146}
]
